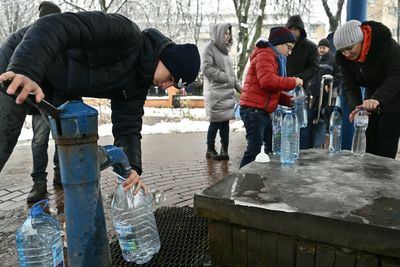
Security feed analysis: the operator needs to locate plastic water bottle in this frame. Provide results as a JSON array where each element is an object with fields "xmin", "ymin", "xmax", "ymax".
[
  {"xmin": 329, "ymin": 107, "xmax": 342, "ymax": 153},
  {"xmin": 272, "ymin": 106, "xmax": 283, "ymax": 155},
  {"xmin": 280, "ymin": 108, "xmax": 297, "ymax": 164},
  {"xmin": 352, "ymin": 110, "xmax": 369, "ymax": 156},
  {"xmin": 111, "ymin": 176, "xmax": 160, "ymax": 264},
  {"xmin": 16, "ymin": 199, "xmax": 64, "ymax": 267},
  {"xmin": 292, "ymin": 86, "xmax": 308, "ymax": 128}
]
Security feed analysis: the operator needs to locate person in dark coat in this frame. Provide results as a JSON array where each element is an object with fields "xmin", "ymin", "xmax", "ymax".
[
  {"xmin": 286, "ymin": 15, "xmax": 319, "ymax": 91},
  {"xmin": 286, "ymin": 15, "xmax": 319, "ymax": 149},
  {"xmin": 334, "ymin": 20, "xmax": 400, "ymax": 159},
  {"xmin": 239, "ymin": 27, "xmax": 303, "ymax": 168},
  {"xmin": 0, "ymin": 11, "xmax": 201, "ymax": 192},
  {"xmin": 308, "ymin": 38, "xmax": 340, "ymax": 115},
  {"xmin": 25, "ymin": 1, "xmax": 64, "ymax": 203}
]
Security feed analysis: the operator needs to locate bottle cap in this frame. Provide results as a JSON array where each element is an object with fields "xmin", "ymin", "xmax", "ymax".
[{"xmin": 30, "ymin": 199, "xmax": 49, "ymax": 217}]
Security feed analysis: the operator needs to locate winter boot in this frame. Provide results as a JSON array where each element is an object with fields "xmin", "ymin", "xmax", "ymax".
[
  {"xmin": 220, "ymin": 143, "xmax": 229, "ymax": 160},
  {"xmin": 27, "ymin": 183, "xmax": 47, "ymax": 203},
  {"xmin": 206, "ymin": 144, "xmax": 221, "ymax": 160}
]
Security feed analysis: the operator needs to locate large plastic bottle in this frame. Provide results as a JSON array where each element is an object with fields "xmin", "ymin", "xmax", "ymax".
[
  {"xmin": 329, "ymin": 106, "xmax": 342, "ymax": 153},
  {"xmin": 16, "ymin": 199, "xmax": 64, "ymax": 267},
  {"xmin": 292, "ymin": 86, "xmax": 308, "ymax": 128},
  {"xmin": 280, "ymin": 108, "xmax": 297, "ymax": 164},
  {"xmin": 111, "ymin": 176, "xmax": 161, "ymax": 264},
  {"xmin": 351, "ymin": 110, "xmax": 369, "ymax": 156},
  {"xmin": 272, "ymin": 106, "xmax": 283, "ymax": 155}
]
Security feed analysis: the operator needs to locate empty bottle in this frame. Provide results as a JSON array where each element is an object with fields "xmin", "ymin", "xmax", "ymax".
[
  {"xmin": 292, "ymin": 86, "xmax": 308, "ymax": 128},
  {"xmin": 352, "ymin": 110, "xmax": 369, "ymax": 156},
  {"xmin": 111, "ymin": 176, "xmax": 160, "ymax": 264},
  {"xmin": 280, "ymin": 108, "xmax": 297, "ymax": 164},
  {"xmin": 329, "ymin": 107, "xmax": 342, "ymax": 153},
  {"xmin": 272, "ymin": 106, "xmax": 283, "ymax": 155},
  {"xmin": 16, "ymin": 199, "xmax": 64, "ymax": 267}
]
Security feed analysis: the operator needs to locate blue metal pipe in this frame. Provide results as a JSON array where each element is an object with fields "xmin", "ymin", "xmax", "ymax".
[
  {"xmin": 341, "ymin": 0, "xmax": 368, "ymax": 150},
  {"xmin": 49, "ymin": 100, "xmax": 112, "ymax": 267},
  {"xmin": 98, "ymin": 145, "xmax": 132, "ymax": 178}
]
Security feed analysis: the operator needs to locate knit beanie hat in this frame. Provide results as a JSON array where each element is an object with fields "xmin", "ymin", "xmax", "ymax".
[
  {"xmin": 333, "ymin": 20, "xmax": 364, "ymax": 50},
  {"xmin": 160, "ymin": 44, "xmax": 201, "ymax": 86},
  {"xmin": 39, "ymin": 1, "xmax": 61, "ymax": 17},
  {"xmin": 318, "ymin": 38, "xmax": 330, "ymax": 48},
  {"xmin": 268, "ymin": 27, "xmax": 296, "ymax": 46}
]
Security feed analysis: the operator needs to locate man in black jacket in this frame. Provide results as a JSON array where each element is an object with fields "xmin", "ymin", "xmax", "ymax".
[
  {"xmin": 0, "ymin": 11, "xmax": 201, "ymax": 192},
  {"xmin": 24, "ymin": 1, "xmax": 65, "ymax": 203},
  {"xmin": 334, "ymin": 20, "xmax": 400, "ymax": 158},
  {"xmin": 286, "ymin": 15, "xmax": 319, "ymax": 149}
]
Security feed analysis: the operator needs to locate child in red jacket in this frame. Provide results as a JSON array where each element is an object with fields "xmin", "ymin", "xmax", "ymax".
[{"xmin": 239, "ymin": 26, "xmax": 303, "ymax": 168}]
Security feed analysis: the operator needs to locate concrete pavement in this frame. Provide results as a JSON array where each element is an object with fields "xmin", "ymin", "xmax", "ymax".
[{"xmin": 0, "ymin": 130, "xmax": 247, "ymax": 265}]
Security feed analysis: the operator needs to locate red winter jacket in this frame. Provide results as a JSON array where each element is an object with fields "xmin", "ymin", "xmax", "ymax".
[{"xmin": 240, "ymin": 47, "xmax": 296, "ymax": 113}]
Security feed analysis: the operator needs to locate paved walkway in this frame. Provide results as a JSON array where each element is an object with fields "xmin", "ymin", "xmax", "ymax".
[{"xmin": 0, "ymin": 130, "xmax": 247, "ymax": 266}]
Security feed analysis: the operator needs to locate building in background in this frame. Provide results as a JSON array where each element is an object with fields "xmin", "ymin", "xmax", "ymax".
[{"xmin": 368, "ymin": 0, "xmax": 400, "ymax": 42}]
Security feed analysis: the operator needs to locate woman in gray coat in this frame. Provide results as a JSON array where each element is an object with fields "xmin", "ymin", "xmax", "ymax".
[{"xmin": 202, "ymin": 23, "xmax": 241, "ymax": 160}]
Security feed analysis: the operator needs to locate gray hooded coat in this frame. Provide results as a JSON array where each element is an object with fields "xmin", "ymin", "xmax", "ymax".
[{"xmin": 202, "ymin": 23, "xmax": 241, "ymax": 122}]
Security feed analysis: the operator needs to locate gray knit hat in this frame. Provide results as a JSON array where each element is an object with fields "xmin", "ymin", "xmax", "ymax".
[{"xmin": 333, "ymin": 20, "xmax": 364, "ymax": 50}]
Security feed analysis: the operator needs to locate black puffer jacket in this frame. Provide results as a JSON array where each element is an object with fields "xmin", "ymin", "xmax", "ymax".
[
  {"xmin": 3, "ymin": 11, "xmax": 174, "ymax": 174},
  {"xmin": 286, "ymin": 15, "xmax": 319, "ymax": 91},
  {"xmin": 336, "ymin": 21, "xmax": 400, "ymax": 113}
]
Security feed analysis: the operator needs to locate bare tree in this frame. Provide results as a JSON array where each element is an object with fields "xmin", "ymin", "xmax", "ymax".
[
  {"xmin": 273, "ymin": 0, "xmax": 312, "ymax": 18},
  {"xmin": 0, "ymin": 0, "xmax": 38, "ymax": 42},
  {"xmin": 398, "ymin": 0, "xmax": 400, "ymax": 42},
  {"xmin": 321, "ymin": 0, "xmax": 345, "ymax": 32},
  {"xmin": 233, "ymin": 0, "xmax": 267, "ymax": 79}
]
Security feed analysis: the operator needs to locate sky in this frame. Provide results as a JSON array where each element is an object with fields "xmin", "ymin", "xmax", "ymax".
[{"xmin": 18, "ymin": 107, "xmax": 245, "ymax": 143}]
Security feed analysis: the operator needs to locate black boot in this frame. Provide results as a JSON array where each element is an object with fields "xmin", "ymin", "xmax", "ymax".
[
  {"xmin": 27, "ymin": 183, "xmax": 47, "ymax": 203},
  {"xmin": 206, "ymin": 144, "xmax": 221, "ymax": 160},
  {"xmin": 220, "ymin": 143, "xmax": 229, "ymax": 160}
]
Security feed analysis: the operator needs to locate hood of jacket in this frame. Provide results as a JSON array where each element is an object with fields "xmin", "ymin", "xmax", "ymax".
[
  {"xmin": 210, "ymin": 23, "xmax": 232, "ymax": 55},
  {"xmin": 286, "ymin": 15, "xmax": 307, "ymax": 40}
]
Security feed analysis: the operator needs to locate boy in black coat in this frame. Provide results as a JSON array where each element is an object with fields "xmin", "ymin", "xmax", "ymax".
[
  {"xmin": 334, "ymin": 20, "xmax": 400, "ymax": 158},
  {"xmin": 0, "ymin": 11, "xmax": 201, "ymax": 191}
]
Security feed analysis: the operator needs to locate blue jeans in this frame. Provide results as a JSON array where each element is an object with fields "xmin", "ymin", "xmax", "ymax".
[
  {"xmin": 239, "ymin": 107, "xmax": 272, "ymax": 168},
  {"xmin": 31, "ymin": 114, "xmax": 59, "ymax": 184},
  {"xmin": 207, "ymin": 121, "xmax": 230, "ymax": 145},
  {"xmin": 0, "ymin": 92, "xmax": 29, "ymax": 172}
]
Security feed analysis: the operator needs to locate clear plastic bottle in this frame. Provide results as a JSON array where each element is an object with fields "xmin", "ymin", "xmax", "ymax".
[
  {"xmin": 280, "ymin": 108, "xmax": 297, "ymax": 164},
  {"xmin": 16, "ymin": 199, "xmax": 64, "ymax": 267},
  {"xmin": 292, "ymin": 86, "xmax": 308, "ymax": 128},
  {"xmin": 272, "ymin": 106, "xmax": 283, "ymax": 155},
  {"xmin": 111, "ymin": 176, "xmax": 160, "ymax": 264},
  {"xmin": 352, "ymin": 110, "xmax": 369, "ymax": 156},
  {"xmin": 329, "ymin": 107, "xmax": 342, "ymax": 153}
]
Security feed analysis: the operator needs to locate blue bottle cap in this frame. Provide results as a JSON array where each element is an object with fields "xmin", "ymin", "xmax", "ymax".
[{"xmin": 30, "ymin": 199, "xmax": 49, "ymax": 217}]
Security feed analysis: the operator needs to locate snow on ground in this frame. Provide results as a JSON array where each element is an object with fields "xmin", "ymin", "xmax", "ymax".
[{"xmin": 18, "ymin": 107, "xmax": 244, "ymax": 141}]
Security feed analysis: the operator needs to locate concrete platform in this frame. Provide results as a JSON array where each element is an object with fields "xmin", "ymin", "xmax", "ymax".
[{"xmin": 195, "ymin": 149, "xmax": 400, "ymax": 266}]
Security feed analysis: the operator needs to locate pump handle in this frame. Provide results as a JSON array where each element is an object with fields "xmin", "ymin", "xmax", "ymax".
[{"xmin": 0, "ymin": 80, "xmax": 60, "ymax": 119}]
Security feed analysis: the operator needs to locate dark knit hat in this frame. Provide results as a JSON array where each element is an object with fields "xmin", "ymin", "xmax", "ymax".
[
  {"xmin": 318, "ymin": 38, "xmax": 330, "ymax": 48},
  {"xmin": 39, "ymin": 1, "xmax": 61, "ymax": 17},
  {"xmin": 160, "ymin": 44, "xmax": 200, "ymax": 86},
  {"xmin": 268, "ymin": 27, "xmax": 296, "ymax": 46}
]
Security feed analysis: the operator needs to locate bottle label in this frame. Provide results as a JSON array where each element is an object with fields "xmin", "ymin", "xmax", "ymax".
[
  {"xmin": 52, "ymin": 239, "xmax": 64, "ymax": 267},
  {"xmin": 115, "ymin": 224, "xmax": 134, "ymax": 235},
  {"xmin": 119, "ymin": 239, "xmax": 138, "ymax": 252},
  {"xmin": 115, "ymin": 224, "xmax": 138, "ymax": 252}
]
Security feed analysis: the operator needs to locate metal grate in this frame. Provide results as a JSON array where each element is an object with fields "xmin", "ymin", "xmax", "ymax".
[{"xmin": 110, "ymin": 206, "xmax": 209, "ymax": 266}]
